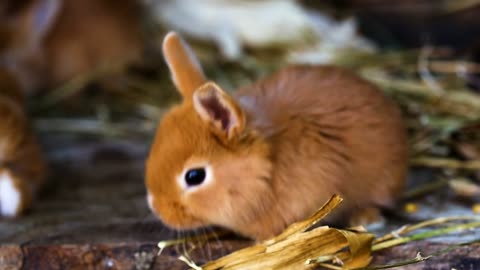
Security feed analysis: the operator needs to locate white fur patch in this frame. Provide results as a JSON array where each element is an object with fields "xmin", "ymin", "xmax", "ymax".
[
  {"xmin": 0, "ymin": 171, "xmax": 21, "ymax": 217},
  {"xmin": 147, "ymin": 192, "xmax": 154, "ymax": 212}
]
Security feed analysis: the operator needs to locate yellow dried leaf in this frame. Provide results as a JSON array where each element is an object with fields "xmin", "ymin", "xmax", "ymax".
[
  {"xmin": 200, "ymin": 194, "xmax": 374, "ymax": 270},
  {"xmin": 266, "ymin": 195, "xmax": 344, "ymax": 244},
  {"xmin": 336, "ymin": 229, "xmax": 374, "ymax": 269}
]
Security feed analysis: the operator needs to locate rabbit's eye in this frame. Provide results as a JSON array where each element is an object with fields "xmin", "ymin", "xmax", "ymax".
[{"xmin": 185, "ymin": 168, "xmax": 206, "ymax": 186}]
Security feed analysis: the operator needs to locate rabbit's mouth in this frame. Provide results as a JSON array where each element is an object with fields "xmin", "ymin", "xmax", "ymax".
[{"xmin": 147, "ymin": 192, "xmax": 207, "ymax": 230}]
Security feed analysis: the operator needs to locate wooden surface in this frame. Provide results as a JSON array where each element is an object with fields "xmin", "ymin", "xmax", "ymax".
[
  {"xmin": 1, "ymin": 241, "xmax": 480, "ymax": 269},
  {"xmin": 0, "ymin": 133, "xmax": 479, "ymax": 269}
]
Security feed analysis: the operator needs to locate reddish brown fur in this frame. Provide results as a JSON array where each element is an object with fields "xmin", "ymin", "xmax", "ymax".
[
  {"xmin": 0, "ymin": 68, "xmax": 47, "ymax": 215},
  {"xmin": 162, "ymin": 32, "xmax": 206, "ymax": 99},
  {"xmin": 233, "ymin": 65, "xmax": 408, "ymax": 238},
  {"xmin": 147, "ymin": 102, "xmax": 274, "ymax": 231},
  {"xmin": 146, "ymin": 32, "xmax": 408, "ymax": 241}
]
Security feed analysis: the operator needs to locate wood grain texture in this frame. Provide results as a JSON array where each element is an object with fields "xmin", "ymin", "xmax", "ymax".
[{"xmin": 0, "ymin": 241, "xmax": 479, "ymax": 270}]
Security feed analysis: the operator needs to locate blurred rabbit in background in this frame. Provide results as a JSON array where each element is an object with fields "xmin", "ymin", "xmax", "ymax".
[
  {"xmin": 0, "ymin": 0, "xmax": 145, "ymax": 96},
  {"xmin": 0, "ymin": 68, "xmax": 46, "ymax": 217},
  {"xmin": 0, "ymin": 0, "xmax": 145, "ymax": 217}
]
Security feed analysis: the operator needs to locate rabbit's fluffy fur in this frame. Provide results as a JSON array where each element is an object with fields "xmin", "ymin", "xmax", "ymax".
[{"xmin": 146, "ymin": 32, "xmax": 408, "ymax": 240}]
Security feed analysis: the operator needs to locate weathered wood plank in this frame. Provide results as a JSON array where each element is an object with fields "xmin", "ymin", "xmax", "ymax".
[
  {"xmin": 1, "ymin": 241, "xmax": 479, "ymax": 270},
  {"xmin": 0, "ymin": 245, "xmax": 22, "ymax": 270}
]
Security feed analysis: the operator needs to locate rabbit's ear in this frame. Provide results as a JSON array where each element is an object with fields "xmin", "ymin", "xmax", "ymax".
[
  {"xmin": 23, "ymin": 0, "xmax": 62, "ymax": 46},
  {"xmin": 162, "ymin": 31, "xmax": 206, "ymax": 99},
  {"xmin": 193, "ymin": 82, "xmax": 245, "ymax": 141}
]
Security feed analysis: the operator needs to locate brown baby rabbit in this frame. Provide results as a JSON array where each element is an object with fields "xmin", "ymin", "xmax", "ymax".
[
  {"xmin": 0, "ymin": 68, "xmax": 47, "ymax": 217},
  {"xmin": 0, "ymin": 0, "xmax": 143, "ymax": 96},
  {"xmin": 145, "ymin": 32, "xmax": 408, "ymax": 241}
]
